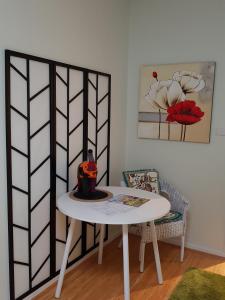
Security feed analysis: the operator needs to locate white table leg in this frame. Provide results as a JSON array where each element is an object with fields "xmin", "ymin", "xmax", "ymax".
[
  {"xmin": 55, "ymin": 219, "xmax": 76, "ymax": 298},
  {"xmin": 150, "ymin": 220, "xmax": 163, "ymax": 284},
  {"xmin": 122, "ymin": 224, "xmax": 130, "ymax": 300},
  {"xmin": 98, "ymin": 224, "xmax": 105, "ymax": 264}
]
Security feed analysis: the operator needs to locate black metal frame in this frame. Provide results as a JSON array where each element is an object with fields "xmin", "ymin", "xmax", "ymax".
[{"xmin": 5, "ymin": 50, "xmax": 111, "ymax": 300}]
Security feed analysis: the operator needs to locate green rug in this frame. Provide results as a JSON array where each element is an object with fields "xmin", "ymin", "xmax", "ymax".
[{"xmin": 169, "ymin": 268, "xmax": 225, "ymax": 300}]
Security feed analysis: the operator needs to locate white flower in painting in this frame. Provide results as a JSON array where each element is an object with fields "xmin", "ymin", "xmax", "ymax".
[
  {"xmin": 145, "ymin": 80, "xmax": 185, "ymax": 110},
  {"xmin": 172, "ymin": 71, "xmax": 205, "ymax": 94}
]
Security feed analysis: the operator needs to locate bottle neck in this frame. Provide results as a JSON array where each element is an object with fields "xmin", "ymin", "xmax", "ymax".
[{"xmin": 87, "ymin": 150, "xmax": 94, "ymax": 162}]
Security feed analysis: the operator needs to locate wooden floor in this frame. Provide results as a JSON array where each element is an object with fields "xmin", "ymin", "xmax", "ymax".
[{"xmin": 35, "ymin": 235, "xmax": 225, "ymax": 300}]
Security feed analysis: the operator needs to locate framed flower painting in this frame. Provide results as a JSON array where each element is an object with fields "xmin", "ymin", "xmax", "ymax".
[{"xmin": 138, "ymin": 62, "xmax": 215, "ymax": 143}]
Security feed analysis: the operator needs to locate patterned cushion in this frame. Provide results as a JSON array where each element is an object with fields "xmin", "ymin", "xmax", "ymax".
[
  {"xmin": 154, "ymin": 210, "xmax": 182, "ymax": 225},
  {"xmin": 123, "ymin": 169, "xmax": 160, "ymax": 194}
]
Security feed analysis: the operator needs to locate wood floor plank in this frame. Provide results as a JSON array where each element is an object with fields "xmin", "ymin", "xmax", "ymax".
[{"xmin": 34, "ymin": 235, "xmax": 225, "ymax": 300}]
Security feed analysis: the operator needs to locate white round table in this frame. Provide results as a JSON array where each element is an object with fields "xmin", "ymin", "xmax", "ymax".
[{"xmin": 55, "ymin": 186, "xmax": 170, "ymax": 300}]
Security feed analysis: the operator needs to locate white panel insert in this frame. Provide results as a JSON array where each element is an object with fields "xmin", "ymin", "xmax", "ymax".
[{"xmin": 30, "ymin": 60, "xmax": 49, "ymax": 98}]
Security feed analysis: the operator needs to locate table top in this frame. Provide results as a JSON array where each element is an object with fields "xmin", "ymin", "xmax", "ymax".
[{"xmin": 57, "ymin": 186, "xmax": 171, "ymax": 225}]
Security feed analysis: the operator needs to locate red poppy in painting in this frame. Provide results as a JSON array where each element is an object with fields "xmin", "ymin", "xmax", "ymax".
[
  {"xmin": 166, "ymin": 100, "xmax": 204, "ymax": 125},
  {"xmin": 152, "ymin": 71, "xmax": 158, "ymax": 79}
]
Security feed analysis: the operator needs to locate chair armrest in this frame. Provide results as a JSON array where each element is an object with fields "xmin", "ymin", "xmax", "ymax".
[
  {"xmin": 159, "ymin": 177, "xmax": 189, "ymax": 216},
  {"xmin": 159, "ymin": 191, "xmax": 170, "ymax": 200},
  {"xmin": 120, "ymin": 180, "xmax": 127, "ymax": 187}
]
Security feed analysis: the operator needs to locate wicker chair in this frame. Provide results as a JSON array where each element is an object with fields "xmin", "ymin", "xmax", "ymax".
[{"xmin": 122, "ymin": 178, "xmax": 189, "ymax": 273}]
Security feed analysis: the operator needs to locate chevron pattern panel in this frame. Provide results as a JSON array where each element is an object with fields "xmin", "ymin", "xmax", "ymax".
[
  {"xmin": 5, "ymin": 50, "xmax": 111, "ymax": 300},
  {"xmin": 55, "ymin": 65, "xmax": 84, "ymax": 270},
  {"xmin": 6, "ymin": 54, "xmax": 52, "ymax": 299},
  {"xmin": 86, "ymin": 73, "xmax": 110, "ymax": 251}
]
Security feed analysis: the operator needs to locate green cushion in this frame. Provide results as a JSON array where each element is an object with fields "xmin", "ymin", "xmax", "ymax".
[{"xmin": 154, "ymin": 210, "xmax": 183, "ymax": 225}]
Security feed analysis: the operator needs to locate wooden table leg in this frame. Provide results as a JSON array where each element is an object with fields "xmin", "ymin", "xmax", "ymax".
[
  {"xmin": 150, "ymin": 220, "xmax": 163, "ymax": 284},
  {"xmin": 122, "ymin": 224, "xmax": 130, "ymax": 300},
  {"xmin": 98, "ymin": 224, "xmax": 105, "ymax": 264},
  {"xmin": 55, "ymin": 219, "xmax": 76, "ymax": 298}
]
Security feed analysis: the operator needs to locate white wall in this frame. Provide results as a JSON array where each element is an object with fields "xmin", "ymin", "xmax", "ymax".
[
  {"xmin": 0, "ymin": 1, "xmax": 129, "ymax": 299},
  {"xmin": 2, "ymin": 0, "xmax": 225, "ymax": 298},
  {"xmin": 126, "ymin": 0, "xmax": 225, "ymax": 255}
]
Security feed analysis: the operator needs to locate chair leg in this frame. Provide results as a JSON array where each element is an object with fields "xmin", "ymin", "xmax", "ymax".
[
  {"xmin": 118, "ymin": 237, "xmax": 122, "ymax": 248},
  {"xmin": 180, "ymin": 235, "xmax": 185, "ymax": 262},
  {"xmin": 139, "ymin": 241, "xmax": 146, "ymax": 273},
  {"xmin": 139, "ymin": 242, "xmax": 142, "ymax": 261},
  {"xmin": 98, "ymin": 224, "xmax": 105, "ymax": 264}
]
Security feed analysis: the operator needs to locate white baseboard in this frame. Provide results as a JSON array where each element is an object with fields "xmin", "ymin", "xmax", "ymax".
[
  {"xmin": 27, "ymin": 231, "xmax": 121, "ymax": 300},
  {"xmin": 185, "ymin": 241, "xmax": 225, "ymax": 258},
  {"xmin": 166, "ymin": 238, "xmax": 225, "ymax": 258}
]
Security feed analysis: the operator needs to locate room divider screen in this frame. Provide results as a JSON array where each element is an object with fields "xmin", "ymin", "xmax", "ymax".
[{"xmin": 5, "ymin": 50, "xmax": 111, "ymax": 300}]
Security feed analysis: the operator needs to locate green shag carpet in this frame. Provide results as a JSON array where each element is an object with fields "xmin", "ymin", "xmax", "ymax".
[{"xmin": 169, "ymin": 268, "xmax": 225, "ymax": 300}]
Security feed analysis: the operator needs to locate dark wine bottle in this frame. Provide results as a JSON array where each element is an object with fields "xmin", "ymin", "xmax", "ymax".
[{"xmin": 87, "ymin": 149, "xmax": 94, "ymax": 162}]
